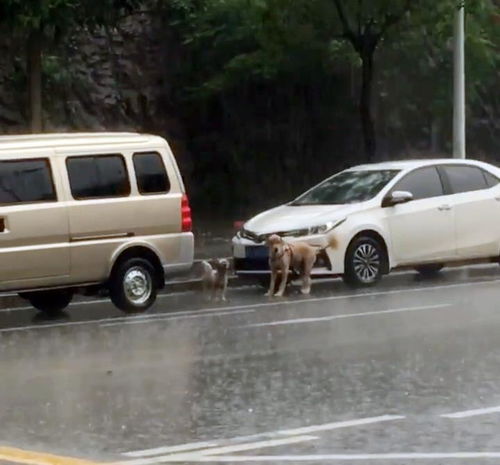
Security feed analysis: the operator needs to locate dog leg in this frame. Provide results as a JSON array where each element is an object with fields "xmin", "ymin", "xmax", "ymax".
[
  {"xmin": 275, "ymin": 258, "xmax": 290, "ymax": 297},
  {"xmin": 221, "ymin": 280, "xmax": 227, "ymax": 301},
  {"xmin": 202, "ymin": 281, "xmax": 211, "ymax": 302},
  {"xmin": 300, "ymin": 257, "xmax": 314, "ymax": 295},
  {"xmin": 266, "ymin": 269, "xmax": 277, "ymax": 297}
]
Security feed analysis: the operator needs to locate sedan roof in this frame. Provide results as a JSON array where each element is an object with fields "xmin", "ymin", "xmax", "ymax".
[{"xmin": 351, "ymin": 158, "xmax": 493, "ymax": 172}]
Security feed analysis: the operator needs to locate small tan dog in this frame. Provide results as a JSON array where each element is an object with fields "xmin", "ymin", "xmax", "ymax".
[
  {"xmin": 266, "ymin": 234, "xmax": 338, "ymax": 297},
  {"xmin": 201, "ymin": 259, "xmax": 230, "ymax": 302}
]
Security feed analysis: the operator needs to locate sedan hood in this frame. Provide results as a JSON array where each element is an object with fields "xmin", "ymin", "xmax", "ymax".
[{"xmin": 244, "ymin": 204, "xmax": 360, "ymax": 234}]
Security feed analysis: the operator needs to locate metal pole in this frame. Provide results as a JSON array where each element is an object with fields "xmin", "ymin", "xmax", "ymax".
[{"xmin": 453, "ymin": 3, "xmax": 465, "ymax": 158}]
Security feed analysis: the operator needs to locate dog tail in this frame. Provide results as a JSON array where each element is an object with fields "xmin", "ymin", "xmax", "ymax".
[
  {"xmin": 201, "ymin": 260, "xmax": 213, "ymax": 272},
  {"xmin": 321, "ymin": 234, "xmax": 339, "ymax": 251}
]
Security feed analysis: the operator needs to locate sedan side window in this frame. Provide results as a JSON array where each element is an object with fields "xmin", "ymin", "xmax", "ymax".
[
  {"xmin": 393, "ymin": 167, "xmax": 444, "ymax": 200},
  {"xmin": 444, "ymin": 166, "xmax": 488, "ymax": 194},
  {"xmin": 482, "ymin": 169, "xmax": 499, "ymax": 188}
]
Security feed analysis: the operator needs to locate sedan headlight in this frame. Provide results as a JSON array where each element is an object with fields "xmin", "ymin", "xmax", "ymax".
[{"xmin": 281, "ymin": 218, "xmax": 346, "ymax": 237}]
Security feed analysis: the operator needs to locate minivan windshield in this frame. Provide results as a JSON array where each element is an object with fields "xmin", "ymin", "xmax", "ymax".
[{"xmin": 290, "ymin": 169, "xmax": 399, "ymax": 206}]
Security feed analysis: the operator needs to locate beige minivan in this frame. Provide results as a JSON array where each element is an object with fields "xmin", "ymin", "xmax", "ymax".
[{"xmin": 0, "ymin": 132, "xmax": 194, "ymax": 314}]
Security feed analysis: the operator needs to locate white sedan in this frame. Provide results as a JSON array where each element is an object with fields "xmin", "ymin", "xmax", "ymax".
[{"xmin": 232, "ymin": 159, "xmax": 500, "ymax": 287}]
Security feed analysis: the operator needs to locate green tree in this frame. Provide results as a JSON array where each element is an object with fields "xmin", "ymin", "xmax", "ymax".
[
  {"xmin": 376, "ymin": 0, "xmax": 499, "ymax": 154},
  {"xmin": 332, "ymin": 0, "xmax": 439, "ymax": 159},
  {"xmin": 0, "ymin": 0, "xmax": 141, "ymax": 132}
]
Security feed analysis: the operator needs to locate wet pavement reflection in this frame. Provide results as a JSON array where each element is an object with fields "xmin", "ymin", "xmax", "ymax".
[{"xmin": 1, "ymin": 266, "xmax": 500, "ymax": 464}]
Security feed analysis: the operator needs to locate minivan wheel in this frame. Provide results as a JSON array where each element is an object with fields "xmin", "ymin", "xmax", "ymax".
[
  {"xmin": 415, "ymin": 264, "xmax": 444, "ymax": 277},
  {"xmin": 26, "ymin": 289, "xmax": 73, "ymax": 315},
  {"xmin": 343, "ymin": 236, "xmax": 385, "ymax": 287},
  {"xmin": 109, "ymin": 257, "xmax": 157, "ymax": 313}
]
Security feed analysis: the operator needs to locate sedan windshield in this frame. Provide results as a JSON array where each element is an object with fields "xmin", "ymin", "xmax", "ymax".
[{"xmin": 291, "ymin": 169, "xmax": 400, "ymax": 206}]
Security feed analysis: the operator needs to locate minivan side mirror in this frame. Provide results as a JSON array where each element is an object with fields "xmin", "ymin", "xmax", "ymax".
[{"xmin": 382, "ymin": 190, "xmax": 414, "ymax": 208}]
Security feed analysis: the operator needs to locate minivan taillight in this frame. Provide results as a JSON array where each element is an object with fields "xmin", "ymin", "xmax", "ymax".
[{"xmin": 181, "ymin": 194, "xmax": 192, "ymax": 232}]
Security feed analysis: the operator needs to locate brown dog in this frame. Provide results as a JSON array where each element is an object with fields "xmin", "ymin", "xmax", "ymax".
[
  {"xmin": 201, "ymin": 259, "xmax": 230, "ymax": 302},
  {"xmin": 266, "ymin": 234, "xmax": 338, "ymax": 297}
]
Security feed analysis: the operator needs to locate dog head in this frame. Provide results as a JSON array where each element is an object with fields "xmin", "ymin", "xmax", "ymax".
[
  {"xmin": 267, "ymin": 234, "xmax": 285, "ymax": 258},
  {"xmin": 213, "ymin": 258, "xmax": 230, "ymax": 274}
]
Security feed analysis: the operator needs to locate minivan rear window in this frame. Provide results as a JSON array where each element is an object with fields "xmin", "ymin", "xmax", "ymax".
[
  {"xmin": 67, "ymin": 155, "xmax": 130, "ymax": 199},
  {"xmin": 133, "ymin": 152, "xmax": 170, "ymax": 194},
  {"xmin": 0, "ymin": 159, "xmax": 56, "ymax": 204}
]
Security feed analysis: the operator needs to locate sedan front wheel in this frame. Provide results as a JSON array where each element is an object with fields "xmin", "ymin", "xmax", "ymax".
[{"xmin": 343, "ymin": 236, "xmax": 385, "ymax": 287}]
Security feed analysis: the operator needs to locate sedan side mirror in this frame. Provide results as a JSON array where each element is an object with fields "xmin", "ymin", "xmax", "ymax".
[{"xmin": 382, "ymin": 190, "xmax": 414, "ymax": 208}]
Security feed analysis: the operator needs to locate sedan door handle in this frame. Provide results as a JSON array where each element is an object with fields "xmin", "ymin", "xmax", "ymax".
[
  {"xmin": 438, "ymin": 204, "xmax": 452, "ymax": 211},
  {"xmin": 495, "ymin": 196, "xmax": 500, "ymax": 202}
]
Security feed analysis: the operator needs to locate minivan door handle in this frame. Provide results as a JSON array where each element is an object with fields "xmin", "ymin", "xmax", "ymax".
[
  {"xmin": 495, "ymin": 196, "xmax": 500, "ymax": 202},
  {"xmin": 438, "ymin": 204, "xmax": 452, "ymax": 211},
  {"xmin": 0, "ymin": 218, "xmax": 5, "ymax": 232}
]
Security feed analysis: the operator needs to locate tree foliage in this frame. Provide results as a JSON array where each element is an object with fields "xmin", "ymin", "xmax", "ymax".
[{"xmin": 0, "ymin": 0, "xmax": 142, "ymax": 131}]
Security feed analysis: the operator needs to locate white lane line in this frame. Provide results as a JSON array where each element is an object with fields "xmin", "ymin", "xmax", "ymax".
[
  {"xmin": 1, "ymin": 277, "xmax": 498, "ymax": 333},
  {"xmin": 123, "ymin": 415, "xmax": 404, "ymax": 458},
  {"xmin": 123, "ymin": 442, "xmax": 219, "ymax": 458},
  {"xmin": 441, "ymin": 405, "xmax": 500, "ymax": 419},
  {"xmin": 100, "ymin": 309, "xmax": 255, "ymax": 328},
  {"xmin": 275, "ymin": 415, "xmax": 405, "ymax": 436},
  {"xmin": 0, "ymin": 309, "xmax": 255, "ymax": 333},
  {"xmin": 0, "ymin": 291, "xmax": 193, "ymax": 314},
  {"xmin": 119, "ymin": 436, "xmax": 318, "ymax": 465},
  {"xmin": 239, "ymin": 304, "xmax": 451, "ymax": 328},
  {"xmin": 149, "ymin": 452, "xmax": 500, "ymax": 461}
]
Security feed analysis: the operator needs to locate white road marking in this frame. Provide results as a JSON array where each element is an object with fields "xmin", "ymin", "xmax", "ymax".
[
  {"xmin": 1, "ymin": 277, "xmax": 498, "ymax": 333},
  {"xmin": 123, "ymin": 442, "xmax": 219, "ymax": 458},
  {"xmin": 0, "ymin": 309, "xmax": 255, "ymax": 333},
  {"xmin": 441, "ymin": 405, "xmax": 500, "ymax": 419},
  {"xmin": 147, "ymin": 452, "xmax": 500, "ymax": 461},
  {"xmin": 100, "ymin": 309, "xmax": 254, "ymax": 327},
  {"xmin": 122, "ymin": 415, "xmax": 404, "ymax": 460},
  {"xmin": 275, "ymin": 415, "xmax": 405, "ymax": 436},
  {"xmin": 120, "ymin": 436, "xmax": 317, "ymax": 465},
  {"xmin": 0, "ymin": 291, "xmax": 193, "ymax": 314},
  {"xmin": 239, "ymin": 304, "xmax": 451, "ymax": 328}
]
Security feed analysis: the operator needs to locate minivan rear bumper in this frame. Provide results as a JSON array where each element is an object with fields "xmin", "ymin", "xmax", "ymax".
[{"xmin": 163, "ymin": 232, "xmax": 194, "ymax": 276}]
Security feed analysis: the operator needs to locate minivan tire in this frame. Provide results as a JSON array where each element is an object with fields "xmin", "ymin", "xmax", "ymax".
[
  {"xmin": 109, "ymin": 257, "xmax": 158, "ymax": 313},
  {"xmin": 26, "ymin": 289, "xmax": 73, "ymax": 315},
  {"xmin": 343, "ymin": 236, "xmax": 385, "ymax": 287}
]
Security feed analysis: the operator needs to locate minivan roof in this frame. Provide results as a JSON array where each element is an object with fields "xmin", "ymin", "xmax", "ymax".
[{"xmin": 0, "ymin": 132, "xmax": 164, "ymax": 150}]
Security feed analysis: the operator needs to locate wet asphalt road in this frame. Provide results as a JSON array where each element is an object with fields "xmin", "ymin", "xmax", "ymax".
[{"xmin": 2, "ymin": 267, "xmax": 500, "ymax": 464}]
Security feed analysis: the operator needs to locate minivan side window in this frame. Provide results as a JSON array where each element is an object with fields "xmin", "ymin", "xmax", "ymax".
[
  {"xmin": 67, "ymin": 155, "xmax": 130, "ymax": 199},
  {"xmin": 0, "ymin": 159, "xmax": 56, "ymax": 205},
  {"xmin": 392, "ymin": 166, "xmax": 444, "ymax": 200},
  {"xmin": 133, "ymin": 152, "xmax": 170, "ymax": 194},
  {"xmin": 443, "ymin": 165, "xmax": 488, "ymax": 194}
]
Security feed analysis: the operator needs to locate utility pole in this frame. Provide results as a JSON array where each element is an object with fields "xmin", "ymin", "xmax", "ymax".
[{"xmin": 453, "ymin": 2, "xmax": 465, "ymax": 158}]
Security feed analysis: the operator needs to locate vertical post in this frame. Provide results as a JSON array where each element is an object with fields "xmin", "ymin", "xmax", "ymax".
[{"xmin": 453, "ymin": 3, "xmax": 465, "ymax": 158}]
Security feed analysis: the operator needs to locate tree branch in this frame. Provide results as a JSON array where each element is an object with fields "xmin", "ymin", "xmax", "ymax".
[
  {"xmin": 379, "ymin": 0, "xmax": 413, "ymax": 36},
  {"xmin": 357, "ymin": 0, "xmax": 362, "ymax": 35},
  {"xmin": 333, "ymin": 0, "xmax": 353, "ymax": 35}
]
